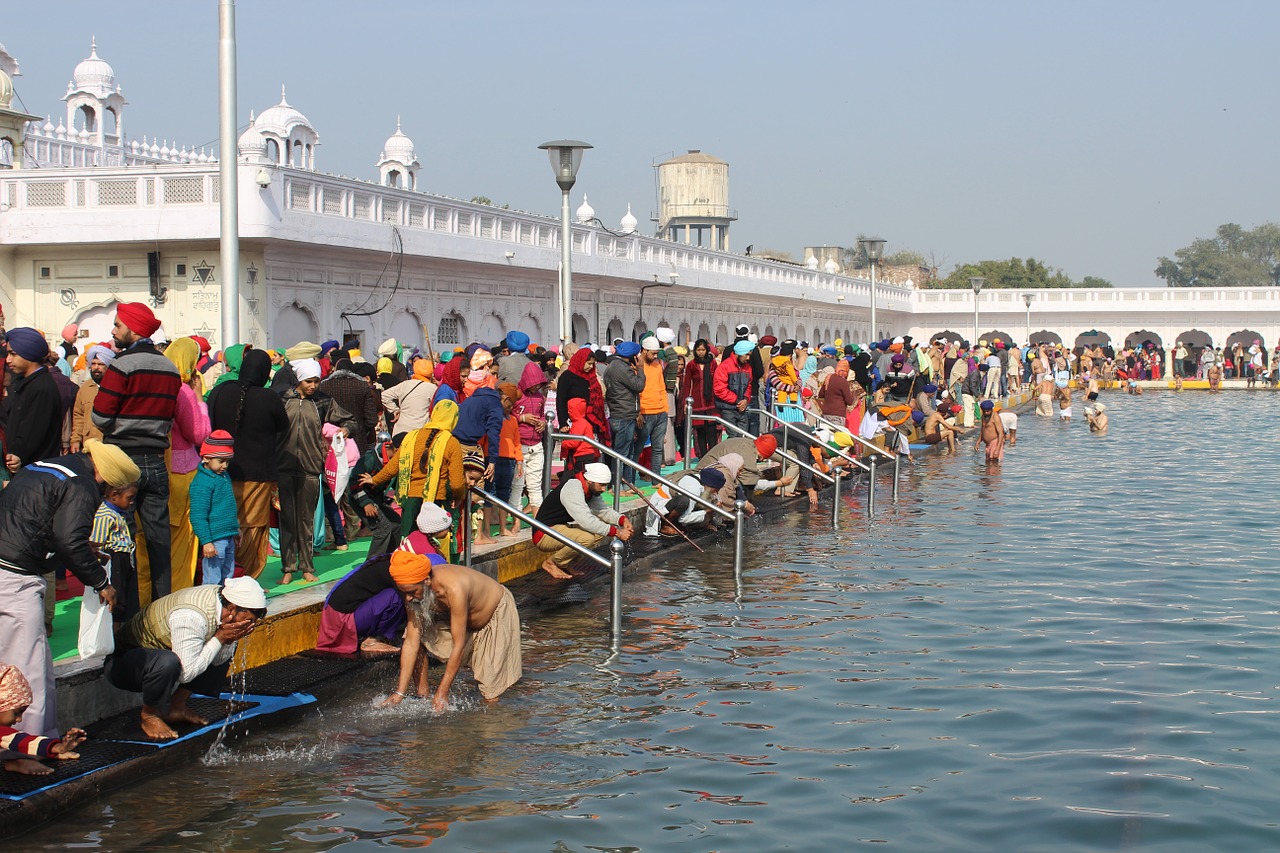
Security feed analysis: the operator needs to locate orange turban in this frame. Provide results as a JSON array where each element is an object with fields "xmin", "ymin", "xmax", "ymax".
[
  {"xmin": 389, "ymin": 551, "xmax": 431, "ymax": 585},
  {"xmin": 413, "ymin": 359, "xmax": 433, "ymax": 381}
]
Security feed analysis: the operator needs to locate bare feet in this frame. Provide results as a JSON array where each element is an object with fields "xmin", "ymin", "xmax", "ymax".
[
  {"xmin": 474, "ymin": 535, "xmax": 498, "ymax": 546},
  {"xmin": 360, "ymin": 637, "xmax": 399, "ymax": 654},
  {"xmin": 500, "ymin": 527, "xmax": 520, "ymax": 538},
  {"xmin": 302, "ymin": 572, "xmax": 319, "ymax": 583},
  {"xmin": 279, "ymin": 571, "xmax": 293, "ymax": 586},
  {"xmin": 165, "ymin": 706, "xmax": 209, "ymax": 727},
  {"xmin": 4, "ymin": 757, "xmax": 54, "ymax": 775},
  {"xmin": 140, "ymin": 708, "xmax": 179, "ymax": 740},
  {"xmin": 539, "ymin": 559, "xmax": 572, "ymax": 580}
]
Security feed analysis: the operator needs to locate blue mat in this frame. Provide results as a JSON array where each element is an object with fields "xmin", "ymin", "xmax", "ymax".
[{"xmin": 101, "ymin": 692, "xmax": 315, "ymax": 747}]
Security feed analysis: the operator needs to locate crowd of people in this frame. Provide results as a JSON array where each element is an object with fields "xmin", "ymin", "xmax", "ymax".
[{"xmin": 1, "ymin": 305, "xmax": 1127, "ymax": 775}]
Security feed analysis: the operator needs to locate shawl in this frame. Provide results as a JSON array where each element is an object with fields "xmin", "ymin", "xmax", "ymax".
[
  {"xmin": 567, "ymin": 347, "xmax": 610, "ymax": 442},
  {"xmin": 398, "ymin": 398, "xmax": 458, "ymax": 500},
  {"xmin": 166, "ymin": 336, "xmax": 206, "ymax": 398},
  {"xmin": 208, "ymin": 343, "xmax": 248, "ymax": 399}
]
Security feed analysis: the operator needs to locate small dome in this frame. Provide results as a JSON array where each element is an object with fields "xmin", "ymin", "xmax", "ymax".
[
  {"xmin": 619, "ymin": 204, "xmax": 638, "ymax": 234},
  {"xmin": 43, "ymin": 116, "xmax": 54, "ymax": 134},
  {"xmin": 823, "ymin": 258, "xmax": 839, "ymax": 274},
  {"xmin": 255, "ymin": 86, "xmax": 312, "ymax": 137},
  {"xmin": 237, "ymin": 111, "xmax": 267, "ymax": 155},
  {"xmin": 576, "ymin": 194, "xmax": 595, "ymax": 224},
  {"xmin": 380, "ymin": 117, "xmax": 416, "ymax": 163},
  {"xmin": 805, "ymin": 255, "xmax": 819, "ymax": 270},
  {"xmin": 0, "ymin": 69, "xmax": 12, "ymax": 109},
  {"xmin": 72, "ymin": 37, "xmax": 116, "ymax": 97}
]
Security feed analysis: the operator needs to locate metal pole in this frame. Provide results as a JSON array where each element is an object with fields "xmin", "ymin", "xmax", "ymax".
[
  {"xmin": 610, "ymin": 538, "xmax": 625, "ymax": 653},
  {"xmin": 217, "ymin": 0, "xmax": 239, "ymax": 347},
  {"xmin": 892, "ymin": 452, "xmax": 900, "ymax": 503},
  {"xmin": 869, "ymin": 261, "xmax": 877, "ymax": 342},
  {"xmin": 612, "ymin": 453, "xmax": 622, "ymax": 512},
  {"xmin": 733, "ymin": 499, "xmax": 746, "ymax": 575},
  {"xmin": 542, "ymin": 421, "xmax": 554, "ymax": 497},
  {"xmin": 560, "ymin": 188, "xmax": 572, "ymax": 344},
  {"xmin": 868, "ymin": 457, "xmax": 876, "ymax": 516},
  {"xmin": 973, "ymin": 292, "xmax": 980, "ymax": 347},
  {"xmin": 683, "ymin": 396, "xmax": 694, "ymax": 469},
  {"xmin": 831, "ymin": 466, "xmax": 841, "ymax": 529},
  {"xmin": 463, "ymin": 487, "xmax": 473, "ymax": 566}
]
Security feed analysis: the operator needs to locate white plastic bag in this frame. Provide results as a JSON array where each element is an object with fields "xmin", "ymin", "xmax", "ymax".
[
  {"xmin": 78, "ymin": 589, "xmax": 114, "ymax": 660},
  {"xmin": 325, "ymin": 433, "xmax": 353, "ymax": 500}
]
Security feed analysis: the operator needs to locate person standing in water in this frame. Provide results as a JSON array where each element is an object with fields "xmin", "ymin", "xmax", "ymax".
[
  {"xmin": 1085, "ymin": 402, "xmax": 1108, "ymax": 433},
  {"xmin": 976, "ymin": 400, "xmax": 1005, "ymax": 463}
]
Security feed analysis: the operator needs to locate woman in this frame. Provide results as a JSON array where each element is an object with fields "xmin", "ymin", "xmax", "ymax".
[
  {"xmin": 679, "ymin": 339, "xmax": 720, "ymax": 460},
  {"xmin": 770, "ymin": 340, "xmax": 805, "ymax": 423},
  {"xmin": 556, "ymin": 347, "xmax": 610, "ymax": 444},
  {"xmin": 205, "ymin": 342, "xmax": 248, "ymax": 400},
  {"xmin": 363, "ymin": 399, "xmax": 465, "ymax": 541},
  {"xmin": 163, "ymin": 337, "xmax": 211, "ymax": 590}
]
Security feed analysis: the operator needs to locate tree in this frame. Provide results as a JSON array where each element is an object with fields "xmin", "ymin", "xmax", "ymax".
[
  {"xmin": 1080, "ymin": 276, "xmax": 1113, "ymax": 289},
  {"xmin": 469, "ymin": 196, "xmax": 493, "ymax": 206},
  {"xmin": 1155, "ymin": 222, "xmax": 1280, "ymax": 287},
  {"xmin": 925, "ymin": 257, "xmax": 1105, "ymax": 289}
]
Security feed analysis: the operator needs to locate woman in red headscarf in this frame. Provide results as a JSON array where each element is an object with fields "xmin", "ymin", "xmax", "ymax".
[{"xmin": 556, "ymin": 348, "xmax": 610, "ymax": 445}]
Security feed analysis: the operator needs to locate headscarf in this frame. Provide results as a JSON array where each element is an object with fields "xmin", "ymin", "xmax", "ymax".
[
  {"xmin": 567, "ymin": 347, "xmax": 609, "ymax": 440},
  {"xmin": 210, "ymin": 343, "xmax": 248, "ymax": 397},
  {"xmin": 463, "ymin": 348, "xmax": 497, "ymax": 398},
  {"xmin": 714, "ymin": 452, "xmax": 744, "ymax": 482},
  {"xmin": 293, "ymin": 358, "xmax": 322, "ymax": 381},
  {"xmin": 517, "ymin": 359, "xmax": 546, "ymax": 394},
  {"xmin": 389, "ymin": 551, "xmax": 432, "ymax": 585},
  {"xmin": 399, "ymin": 398, "xmax": 459, "ymax": 500},
  {"xmin": 441, "ymin": 356, "xmax": 464, "ymax": 395},
  {"xmin": 835, "ymin": 359, "xmax": 850, "ymax": 376},
  {"xmin": 165, "ymin": 336, "xmax": 206, "ymax": 399},
  {"xmin": 0, "ymin": 664, "xmax": 34, "ymax": 713},
  {"xmin": 799, "ymin": 354, "xmax": 818, "ymax": 386},
  {"xmin": 238, "ymin": 349, "xmax": 272, "ymax": 388}
]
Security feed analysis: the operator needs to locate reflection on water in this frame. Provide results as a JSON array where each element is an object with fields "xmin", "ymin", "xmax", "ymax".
[{"xmin": 13, "ymin": 391, "xmax": 1280, "ymax": 851}]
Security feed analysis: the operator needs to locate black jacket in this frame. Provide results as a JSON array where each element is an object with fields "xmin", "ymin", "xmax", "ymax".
[
  {"xmin": 0, "ymin": 367, "xmax": 64, "ymax": 466},
  {"xmin": 0, "ymin": 452, "xmax": 108, "ymax": 589},
  {"xmin": 207, "ymin": 350, "xmax": 290, "ymax": 483}
]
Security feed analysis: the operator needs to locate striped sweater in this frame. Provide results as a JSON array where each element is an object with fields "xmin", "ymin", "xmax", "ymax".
[
  {"xmin": 0, "ymin": 724, "xmax": 61, "ymax": 758},
  {"xmin": 91, "ymin": 341, "xmax": 181, "ymax": 454}
]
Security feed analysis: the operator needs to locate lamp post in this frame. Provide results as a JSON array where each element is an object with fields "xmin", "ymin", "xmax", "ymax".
[
  {"xmin": 858, "ymin": 237, "xmax": 886, "ymax": 340},
  {"xmin": 1022, "ymin": 292, "xmax": 1035, "ymax": 345},
  {"xmin": 969, "ymin": 276, "xmax": 986, "ymax": 345},
  {"xmin": 638, "ymin": 275, "xmax": 676, "ymax": 339},
  {"xmin": 538, "ymin": 140, "xmax": 592, "ymax": 345}
]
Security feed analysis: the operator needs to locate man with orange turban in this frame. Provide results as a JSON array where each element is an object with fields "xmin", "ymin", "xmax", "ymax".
[{"xmin": 381, "ymin": 555, "xmax": 522, "ymax": 712}]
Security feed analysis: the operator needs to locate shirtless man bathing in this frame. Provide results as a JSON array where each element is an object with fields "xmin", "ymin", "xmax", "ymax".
[{"xmin": 976, "ymin": 399, "xmax": 1006, "ymax": 463}]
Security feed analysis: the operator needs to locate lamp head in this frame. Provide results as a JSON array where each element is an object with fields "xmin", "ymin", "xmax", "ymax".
[
  {"xmin": 1023, "ymin": 292, "xmax": 1035, "ymax": 307},
  {"xmin": 858, "ymin": 237, "xmax": 887, "ymax": 263},
  {"xmin": 970, "ymin": 276, "xmax": 986, "ymax": 295},
  {"xmin": 538, "ymin": 140, "xmax": 592, "ymax": 192}
]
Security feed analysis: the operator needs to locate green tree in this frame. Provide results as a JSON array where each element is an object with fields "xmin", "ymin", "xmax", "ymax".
[
  {"xmin": 1155, "ymin": 222, "xmax": 1280, "ymax": 287},
  {"xmin": 927, "ymin": 257, "xmax": 1102, "ymax": 289},
  {"xmin": 469, "ymin": 196, "xmax": 493, "ymax": 206}
]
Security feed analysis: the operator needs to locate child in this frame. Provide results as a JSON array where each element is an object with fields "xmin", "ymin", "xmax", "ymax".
[
  {"xmin": 1, "ymin": 663, "xmax": 86, "ymax": 776},
  {"xmin": 510, "ymin": 361, "xmax": 548, "ymax": 519},
  {"xmin": 494, "ymin": 383, "xmax": 524, "ymax": 538},
  {"xmin": 189, "ymin": 430, "xmax": 240, "ymax": 585},
  {"xmin": 91, "ymin": 480, "xmax": 139, "ymax": 621},
  {"xmin": 560, "ymin": 397, "xmax": 600, "ymax": 484}
]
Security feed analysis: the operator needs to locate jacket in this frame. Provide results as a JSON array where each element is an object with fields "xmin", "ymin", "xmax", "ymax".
[
  {"xmin": 92, "ymin": 341, "xmax": 181, "ymax": 454},
  {"xmin": 0, "ymin": 367, "xmax": 64, "ymax": 466},
  {"xmin": 713, "ymin": 357, "xmax": 753, "ymax": 409},
  {"xmin": 0, "ymin": 453, "xmax": 108, "ymax": 590},
  {"xmin": 603, "ymin": 356, "xmax": 645, "ymax": 420},
  {"xmin": 279, "ymin": 390, "xmax": 357, "ymax": 475},
  {"xmin": 206, "ymin": 350, "xmax": 290, "ymax": 483},
  {"xmin": 319, "ymin": 369, "xmax": 380, "ymax": 453},
  {"xmin": 381, "ymin": 377, "xmax": 436, "ymax": 436},
  {"xmin": 188, "ymin": 464, "xmax": 240, "ymax": 546},
  {"xmin": 453, "ymin": 387, "xmax": 505, "ymax": 463},
  {"xmin": 70, "ymin": 380, "xmax": 103, "ymax": 450},
  {"xmin": 535, "ymin": 475, "xmax": 623, "ymax": 536}
]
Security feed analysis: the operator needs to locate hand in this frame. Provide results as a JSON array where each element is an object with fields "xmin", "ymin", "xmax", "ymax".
[
  {"xmin": 483, "ymin": 462, "xmax": 495, "ymax": 481},
  {"xmin": 53, "ymin": 728, "xmax": 87, "ymax": 757},
  {"xmin": 214, "ymin": 618, "xmax": 256, "ymax": 644},
  {"xmin": 378, "ymin": 691, "xmax": 406, "ymax": 708},
  {"xmin": 516, "ymin": 462, "xmax": 524, "ymax": 477},
  {"xmin": 736, "ymin": 399, "xmax": 747, "ymax": 412},
  {"xmin": 432, "ymin": 693, "xmax": 449, "ymax": 714},
  {"xmin": 202, "ymin": 543, "xmax": 217, "ymax": 559},
  {"xmin": 69, "ymin": 442, "xmax": 81, "ymax": 454},
  {"xmin": 779, "ymin": 474, "xmax": 796, "ymax": 487},
  {"xmin": 5, "ymin": 454, "xmax": 19, "ymax": 473},
  {"xmin": 363, "ymin": 503, "xmax": 380, "ymax": 518},
  {"xmin": 357, "ymin": 474, "xmax": 374, "ymax": 487},
  {"xmin": 616, "ymin": 526, "xmax": 634, "ymax": 542},
  {"xmin": 98, "ymin": 585, "xmax": 118, "ymax": 610},
  {"xmin": 744, "ymin": 501, "xmax": 757, "ymax": 516}
]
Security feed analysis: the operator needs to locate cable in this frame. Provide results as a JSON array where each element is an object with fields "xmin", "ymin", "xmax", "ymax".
[{"xmin": 339, "ymin": 225, "xmax": 404, "ymax": 340}]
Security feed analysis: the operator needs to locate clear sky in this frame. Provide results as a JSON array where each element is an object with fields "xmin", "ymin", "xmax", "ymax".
[{"xmin": 5, "ymin": 0, "xmax": 1277, "ymax": 287}]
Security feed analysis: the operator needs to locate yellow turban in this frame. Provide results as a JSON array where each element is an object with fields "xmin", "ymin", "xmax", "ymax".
[
  {"xmin": 833, "ymin": 431, "xmax": 855, "ymax": 448},
  {"xmin": 84, "ymin": 439, "xmax": 141, "ymax": 488},
  {"xmin": 286, "ymin": 341, "xmax": 322, "ymax": 361},
  {"xmin": 389, "ymin": 551, "xmax": 432, "ymax": 585}
]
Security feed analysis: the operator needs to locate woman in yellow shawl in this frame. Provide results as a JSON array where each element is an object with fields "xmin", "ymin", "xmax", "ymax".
[
  {"xmin": 363, "ymin": 399, "xmax": 465, "ymax": 540},
  {"xmin": 771, "ymin": 339, "xmax": 805, "ymax": 423}
]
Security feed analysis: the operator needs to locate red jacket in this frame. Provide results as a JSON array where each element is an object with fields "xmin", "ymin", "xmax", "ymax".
[{"xmin": 713, "ymin": 356, "xmax": 753, "ymax": 408}]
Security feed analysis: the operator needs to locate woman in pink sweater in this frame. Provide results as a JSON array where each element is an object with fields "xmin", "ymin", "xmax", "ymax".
[{"xmin": 164, "ymin": 337, "xmax": 211, "ymax": 590}]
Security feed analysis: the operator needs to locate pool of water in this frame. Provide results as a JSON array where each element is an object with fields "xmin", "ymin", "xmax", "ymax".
[{"xmin": 14, "ymin": 391, "xmax": 1280, "ymax": 852}]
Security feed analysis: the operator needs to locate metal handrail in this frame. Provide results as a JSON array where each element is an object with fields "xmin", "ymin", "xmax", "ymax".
[
  {"xmin": 750, "ymin": 406, "xmax": 880, "ymax": 522},
  {"xmin": 465, "ymin": 486, "xmax": 611, "ymax": 569},
  {"xmin": 749, "ymin": 407, "xmax": 870, "ymax": 474},
  {"xmin": 774, "ymin": 402, "xmax": 895, "ymax": 460},
  {"xmin": 687, "ymin": 412, "xmax": 834, "ymax": 486}
]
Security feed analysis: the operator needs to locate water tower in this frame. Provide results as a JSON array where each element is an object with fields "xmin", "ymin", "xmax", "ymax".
[{"xmin": 653, "ymin": 150, "xmax": 736, "ymax": 251}]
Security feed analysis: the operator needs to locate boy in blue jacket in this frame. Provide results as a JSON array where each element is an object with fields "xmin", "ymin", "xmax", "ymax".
[{"xmin": 189, "ymin": 430, "xmax": 240, "ymax": 584}]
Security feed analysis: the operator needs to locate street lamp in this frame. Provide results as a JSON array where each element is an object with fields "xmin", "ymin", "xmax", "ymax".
[
  {"xmin": 637, "ymin": 275, "xmax": 676, "ymax": 338},
  {"xmin": 858, "ymin": 237, "xmax": 886, "ymax": 340},
  {"xmin": 969, "ymin": 276, "xmax": 986, "ymax": 345},
  {"xmin": 1022, "ymin": 292, "xmax": 1035, "ymax": 345},
  {"xmin": 538, "ymin": 140, "xmax": 592, "ymax": 344}
]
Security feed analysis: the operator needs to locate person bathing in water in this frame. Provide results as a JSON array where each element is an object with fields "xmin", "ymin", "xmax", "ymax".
[
  {"xmin": 1085, "ymin": 402, "xmax": 1108, "ymax": 433},
  {"xmin": 976, "ymin": 400, "xmax": 1005, "ymax": 463}
]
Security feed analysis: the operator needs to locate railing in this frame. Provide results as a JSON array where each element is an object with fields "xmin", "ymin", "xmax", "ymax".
[
  {"xmin": 749, "ymin": 407, "xmax": 869, "ymax": 526},
  {"xmin": 466, "ymin": 485, "xmax": 627, "ymax": 651},
  {"xmin": 687, "ymin": 411, "xmax": 834, "ymax": 488},
  {"xmin": 774, "ymin": 402, "xmax": 901, "ymax": 505}
]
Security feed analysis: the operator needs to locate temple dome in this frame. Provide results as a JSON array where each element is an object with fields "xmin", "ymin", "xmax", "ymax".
[
  {"xmin": 255, "ymin": 87, "xmax": 313, "ymax": 137},
  {"xmin": 380, "ymin": 118, "xmax": 415, "ymax": 163},
  {"xmin": 237, "ymin": 112, "xmax": 267, "ymax": 157},
  {"xmin": 576, "ymin": 194, "xmax": 595, "ymax": 224},
  {"xmin": 71, "ymin": 38, "xmax": 116, "ymax": 97},
  {"xmin": 619, "ymin": 204, "xmax": 638, "ymax": 234}
]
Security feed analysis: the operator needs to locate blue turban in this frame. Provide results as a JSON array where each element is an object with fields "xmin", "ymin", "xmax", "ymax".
[
  {"xmin": 911, "ymin": 410, "xmax": 925, "ymax": 424},
  {"xmin": 699, "ymin": 468, "xmax": 726, "ymax": 489},
  {"xmin": 923, "ymin": 383, "xmax": 937, "ymax": 394},
  {"xmin": 320, "ymin": 339, "xmax": 340, "ymax": 354},
  {"xmin": 980, "ymin": 400, "xmax": 994, "ymax": 411},
  {"xmin": 879, "ymin": 339, "xmax": 892, "ymax": 350},
  {"xmin": 733, "ymin": 340, "xmax": 755, "ymax": 356},
  {"xmin": 616, "ymin": 341, "xmax": 642, "ymax": 358},
  {"xmin": 87, "ymin": 344, "xmax": 116, "ymax": 365},
  {"xmin": 6, "ymin": 327, "xmax": 49, "ymax": 361},
  {"xmin": 505, "ymin": 330, "xmax": 530, "ymax": 353},
  {"xmin": 822, "ymin": 345, "xmax": 838, "ymax": 356}
]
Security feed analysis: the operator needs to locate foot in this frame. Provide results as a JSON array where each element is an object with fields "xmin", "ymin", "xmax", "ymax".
[
  {"xmin": 302, "ymin": 572, "xmax": 319, "ymax": 583},
  {"xmin": 474, "ymin": 535, "xmax": 498, "ymax": 546},
  {"xmin": 500, "ymin": 528, "xmax": 520, "ymax": 538},
  {"xmin": 360, "ymin": 637, "xmax": 400, "ymax": 654},
  {"xmin": 539, "ymin": 559, "xmax": 572, "ymax": 580},
  {"xmin": 279, "ymin": 571, "xmax": 294, "ymax": 586},
  {"xmin": 165, "ymin": 705, "xmax": 209, "ymax": 727},
  {"xmin": 55, "ymin": 579, "xmax": 69, "ymax": 593},
  {"xmin": 4, "ymin": 757, "xmax": 53, "ymax": 775},
  {"xmin": 140, "ymin": 708, "xmax": 179, "ymax": 740},
  {"xmin": 334, "ymin": 544, "xmax": 348, "ymax": 551}
]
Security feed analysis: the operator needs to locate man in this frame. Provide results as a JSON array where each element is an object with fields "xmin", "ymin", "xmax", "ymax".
[
  {"xmin": 1173, "ymin": 341, "xmax": 1188, "ymax": 378},
  {"xmin": 998, "ymin": 409, "xmax": 1019, "ymax": 446},
  {"xmin": 375, "ymin": 338, "xmax": 408, "ymax": 387},
  {"xmin": 644, "ymin": 467, "xmax": 725, "ymax": 537},
  {"xmin": 497, "ymin": 330, "xmax": 532, "ymax": 386},
  {"xmin": 697, "ymin": 433, "xmax": 786, "ymax": 493},
  {"xmin": 922, "ymin": 408, "xmax": 958, "ymax": 452},
  {"xmin": 603, "ymin": 341, "xmax": 645, "ymax": 466},
  {"xmin": 453, "ymin": 382, "xmax": 514, "ymax": 481},
  {"xmin": 0, "ymin": 440, "xmax": 133, "ymax": 754},
  {"xmin": 713, "ymin": 340, "xmax": 755, "ymax": 433},
  {"xmin": 962, "ymin": 362, "xmax": 986, "ymax": 425},
  {"xmin": 976, "ymin": 400, "xmax": 1005, "ymax": 463},
  {"xmin": 105, "ymin": 576, "xmax": 266, "ymax": 740},
  {"xmin": 70, "ymin": 345, "xmax": 115, "ymax": 453},
  {"xmin": 636, "ymin": 336, "xmax": 669, "ymax": 482},
  {"xmin": 1085, "ymin": 402, "xmax": 1108, "ymax": 433},
  {"xmin": 533, "ymin": 462, "xmax": 634, "ymax": 579},
  {"xmin": 380, "ymin": 551, "xmax": 522, "ymax": 711},
  {"xmin": 92, "ymin": 302, "xmax": 181, "ymax": 603},
  {"xmin": 320, "ymin": 358, "xmax": 380, "ymax": 454},
  {"xmin": 0, "ymin": 328, "xmax": 64, "ymax": 472},
  {"xmin": 381, "ymin": 358, "xmax": 437, "ymax": 437}
]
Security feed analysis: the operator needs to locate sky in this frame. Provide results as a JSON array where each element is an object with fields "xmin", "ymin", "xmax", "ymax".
[{"xmin": 5, "ymin": 0, "xmax": 1278, "ymax": 287}]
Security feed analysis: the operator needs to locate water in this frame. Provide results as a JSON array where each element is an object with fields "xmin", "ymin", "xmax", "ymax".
[{"xmin": 12, "ymin": 391, "xmax": 1280, "ymax": 851}]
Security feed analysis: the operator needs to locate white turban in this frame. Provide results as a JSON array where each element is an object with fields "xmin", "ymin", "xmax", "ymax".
[
  {"xmin": 293, "ymin": 358, "xmax": 322, "ymax": 381},
  {"xmin": 655, "ymin": 327, "xmax": 676, "ymax": 344}
]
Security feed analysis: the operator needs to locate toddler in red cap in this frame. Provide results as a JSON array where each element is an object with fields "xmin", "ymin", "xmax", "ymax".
[{"xmin": 188, "ymin": 430, "xmax": 240, "ymax": 584}]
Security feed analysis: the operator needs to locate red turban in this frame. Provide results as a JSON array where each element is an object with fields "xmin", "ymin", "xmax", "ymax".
[
  {"xmin": 116, "ymin": 302, "xmax": 162, "ymax": 338},
  {"xmin": 754, "ymin": 434, "xmax": 777, "ymax": 460}
]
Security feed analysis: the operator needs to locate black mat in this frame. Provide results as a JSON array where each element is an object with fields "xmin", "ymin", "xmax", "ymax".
[
  {"xmin": 0, "ymin": 739, "xmax": 156, "ymax": 799},
  {"xmin": 84, "ymin": 697, "xmax": 257, "ymax": 743},
  {"xmin": 240, "ymin": 654, "xmax": 367, "ymax": 696}
]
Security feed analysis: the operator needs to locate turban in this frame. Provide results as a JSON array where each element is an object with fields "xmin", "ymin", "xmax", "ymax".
[
  {"xmin": 293, "ymin": 358, "xmax": 322, "ymax": 381},
  {"xmin": 733, "ymin": 340, "xmax": 754, "ymax": 356},
  {"xmin": 62, "ymin": 323, "xmax": 79, "ymax": 343},
  {"xmin": 462, "ymin": 447, "xmax": 486, "ymax": 472},
  {"xmin": 583, "ymin": 462, "xmax": 612, "ymax": 484},
  {"xmin": 377, "ymin": 338, "xmax": 398, "ymax": 357},
  {"xmin": 759, "ymin": 335, "xmax": 778, "ymax": 347},
  {"xmin": 641, "ymin": 336, "xmax": 659, "ymax": 351},
  {"xmin": 470, "ymin": 348, "xmax": 493, "ymax": 370},
  {"xmin": 911, "ymin": 410, "xmax": 925, "ymax": 424},
  {"xmin": 698, "ymin": 468, "xmax": 726, "ymax": 489},
  {"xmin": 416, "ymin": 502, "xmax": 453, "ymax": 535},
  {"xmin": 734, "ymin": 324, "xmax": 750, "ymax": 338},
  {"xmin": 616, "ymin": 341, "xmax": 641, "ymax": 358},
  {"xmin": 5, "ymin": 327, "xmax": 49, "ymax": 361},
  {"xmin": 116, "ymin": 302, "xmax": 162, "ymax": 338},
  {"xmin": 0, "ymin": 664, "xmax": 34, "ymax": 713},
  {"xmin": 655, "ymin": 327, "xmax": 676, "ymax": 344},
  {"xmin": 200, "ymin": 429, "xmax": 235, "ymax": 459},
  {"xmin": 389, "ymin": 551, "xmax": 432, "ymax": 585},
  {"xmin": 498, "ymin": 382, "xmax": 521, "ymax": 402},
  {"xmin": 754, "ymin": 434, "xmax": 777, "ymax": 460},
  {"xmin": 84, "ymin": 438, "xmax": 141, "ymax": 488},
  {"xmin": 505, "ymin": 330, "xmax": 530, "ymax": 353},
  {"xmin": 673, "ymin": 345, "xmax": 688, "ymax": 357},
  {"xmin": 87, "ymin": 344, "xmax": 116, "ymax": 366},
  {"xmin": 980, "ymin": 400, "xmax": 995, "ymax": 411},
  {"xmin": 822, "ymin": 346, "xmax": 838, "ymax": 356},
  {"xmin": 191, "ymin": 335, "xmax": 212, "ymax": 354},
  {"xmin": 832, "ymin": 431, "xmax": 855, "ymax": 448},
  {"xmin": 286, "ymin": 341, "xmax": 322, "ymax": 361},
  {"xmin": 221, "ymin": 576, "xmax": 267, "ymax": 610},
  {"xmin": 1094, "ymin": 403, "xmax": 1107, "ymax": 413},
  {"xmin": 152, "ymin": 329, "xmax": 169, "ymax": 347},
  {"xmin": 778, "ymin": 339, "xmax": 797, "ymax": 357},
  {"xmin": 321, "ymin": 340, "xmax": 341, "ymax": 354},
  {"xmin": 923, "ymin": 383, "xmax": 938, "ymax": 394},
  {"xmin": 413, "ymin": 359, "xmax": 433, "ymax": 381}
]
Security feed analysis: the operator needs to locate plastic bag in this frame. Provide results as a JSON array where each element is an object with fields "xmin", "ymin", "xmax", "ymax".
[
  {"xmin": 325, "ymin": 434, "xmax": 357, "ymax": 500},
  {"xmin": 78, "ymin": 589, "xmax": 114, "ymax": 660}
]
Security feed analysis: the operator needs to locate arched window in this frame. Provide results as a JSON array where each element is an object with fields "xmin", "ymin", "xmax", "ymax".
[
  {"xmin": 386, "ymin": 169, "xmax": 401, "ymax": 188},
  {"xmin": 78, "ymin": 105, "xmax": 97, "ymax": 133},
  {"xmin": 265, "ymin": 139, "xmax": 280, "ymax": 164},
  {"xmin": 437, "ymin": 314, "xmax": 465, "ymax": 346}
]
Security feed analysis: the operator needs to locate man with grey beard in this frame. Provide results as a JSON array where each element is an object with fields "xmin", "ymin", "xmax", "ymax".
[{"xmin": 380, "ymin": 552, "xmax": 522, "ymax": 711}]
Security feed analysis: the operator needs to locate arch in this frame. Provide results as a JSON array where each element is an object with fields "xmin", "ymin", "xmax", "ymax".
[
  {"xmin": 932, "ymin": 329, "xmax": 965, "ymax": 345},
  {"xmin": 606, "ymin": 317, "xmax": 625, "ymax": 344},
  {"xmin": 388, "ymin": 309, "xmax": 424, "ymax": 353},
  {"xmin": 1224, "ymin": 329, "xmax": 1264, "ymax": 352},
  {"xmin": 794, "ymin": 324, "xmax": 806, "ymax": 343},
  {"xmin": 274, "ymin": 302, "xmax": 319, "ymax": 347},
  {"xmin": 1074, "ymin": 329, "xmax": 1112, "ymax": 350},
  {"xmin": 436, "ymin": 313, "xmax": 467, "ymax": 347},
  {"xmin": 778, "ymin": 326, "xmax": 788, "ymax": 341},
  {"xmin": 715, "ymin": 323, "xmax": 729, "ymax": 346},
  {"xmin": 386, "ymin": 169, "xmax": 402, "ymax": 188},
  {"xmin": 78, "ymin": 104, "xmax": 97, "ymax": 133},
  {"xmin": 1029, "ymin": 329, "xmax": 1062, "ymax": 345},
  {"xmin": 520, "ymin": 315, "xmax": 543, "ymax": 348},
  {"xmin": 764, "ymin": 324, "xmax": 774, "ymax": 337},
  {"xmin": 697, "ymin": 322, "xmax": 711, "ymax": 342},
  {"xmin": 72, "ymin": 300, "xmax": 120, "ymax": 349},
  {"xmin": 0, "ymin": 138, "xmax": 12, "ymax": 168},
  {"xmin": 477, "ymin": 312, "xmax": 505, "ymax": 346},
  {"xmin": 571, "ymin": 313, "xmax": 590, "ymax": 344},
  {"xmin": 265, "ymin": 138, "xmax": 280, "ymax": 164},
  {"xmin": 291, "ymin": 139, "xmax": 303, "ymax": 167},
  {"xmin": 631, "ymin": 319, "xmax": 649, "ymax": 341},
  {"xmin": 1124, "ymin": 329, "xmax": 1163, "ymax": 349},
  {"xmin": 104, "ymin": 106, "xmax": 119, "ymax": 137},
  {"xmin": 678, "ymin": 321, "xmax": 692, "ymax": 345},
  {"xmin": 979, "ymin": 329, "xmax": 1015, "ymax": 347},
  {"xmin": 1175, "ymin": 329, "xmax": 1213, "ymax": 350}
]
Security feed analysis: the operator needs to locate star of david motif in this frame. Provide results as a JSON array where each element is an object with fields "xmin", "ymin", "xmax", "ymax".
[
  {"xmin": 193, "ymin": 322, "xmax": 217, "ymax": 349},
  {"xmin": 192, "ymin": 260, "xmax": 215, "ymax": 285}
]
